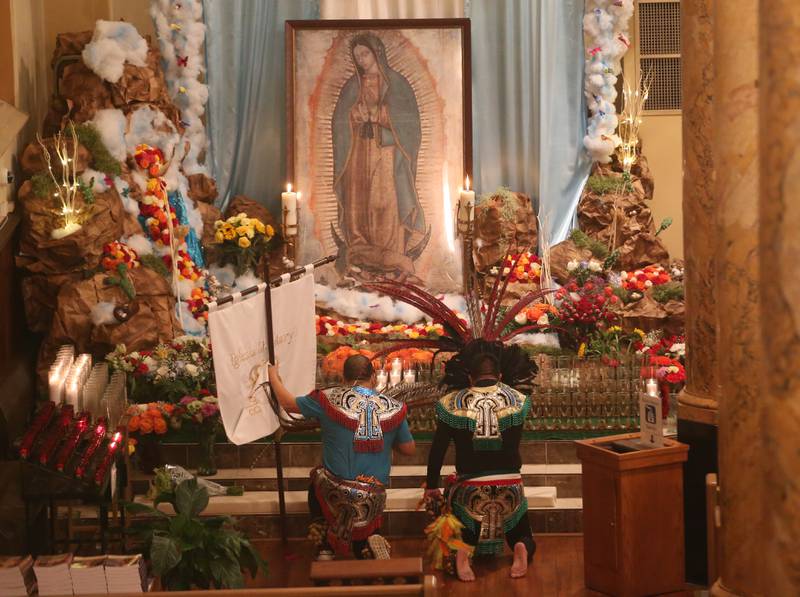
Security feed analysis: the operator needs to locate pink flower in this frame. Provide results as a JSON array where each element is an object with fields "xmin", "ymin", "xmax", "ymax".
[
  {"xmin": 179, "ymin": 396, "xmax": 196, "ymax": 405},
  {"xmin": 201, "ymin": 403, "xmax": 219, "ymax": 418}
]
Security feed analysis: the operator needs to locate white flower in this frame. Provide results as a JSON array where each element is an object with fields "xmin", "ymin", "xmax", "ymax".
[
  {"xmin": 536, "ymin": 314, "xmax": 549, "ymax": 325},
  {"xmin": 514, "ymin": 312, "xmax": 528, "ymax": 325},
  {"xmin": 567, "ymin": 260, "xmax": 579, "ymax": 272},
  {"xmin": 644, "ymin": 280, "xmax": 653, "ymax": 288},
  {"xmin": 129, "ymin": 351, "xmax": 141, "ymax": 360},
  {"xmin": 588, "ymin": 259, "xmax": 602, "ymax": 272},
  {"xmin": 143, "ymin": 356, "xmax": 157, "ymax": 371},
  {"xmin": 503, "ymin": 267, "xmax": 511, "ymax": 275},
  {"xmin": 185, "ymin": 364, "xmax": 199, "ymax": 377},
  {"xmin": 156, "ymin": 366, "xmax": 169, "ymax": 379},
  {"xmin": 670, "ymin": 343, "xmax": 686, "ymax": 357}
]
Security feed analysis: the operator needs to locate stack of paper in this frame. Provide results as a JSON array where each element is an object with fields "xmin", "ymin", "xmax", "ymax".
[
  {"xmin": 33, "ymin": 553, "xmax": 73, "ymax": 596},
  {"xmin": 69, "ymin": 556, "xmax": 107, "ymax": 595},
  {"xmin": 104, "ymin": 554, "xmax": 146, "ymax": 594},
  {"xmin": 0, "ymin": 555, "xmax": 35, "ymax": 596}
]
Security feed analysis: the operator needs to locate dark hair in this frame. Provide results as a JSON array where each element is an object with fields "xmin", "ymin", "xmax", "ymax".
[
  {"xmin": 442, "ymin": 339, "xmax": 538, "ymax": 390},
  {"xmin": 468, "ymin": 352, "xmax": 500, "ymax": 380},
  {"xmin": 349, "ymin": 33, "xmax": 387, "ymax": 74},
  {"xmin": 343, "ymin": 354, "xmax": 374, "ymax": 383}
]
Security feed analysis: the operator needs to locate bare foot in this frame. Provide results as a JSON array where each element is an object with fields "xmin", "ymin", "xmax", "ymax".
[
  {"xmin": 456, "ymin": 549, "xmax": 475, "ymax": 582},
  {"xmin": 510, "ymin": 542, "xmax": 528, "ymax": 578}
]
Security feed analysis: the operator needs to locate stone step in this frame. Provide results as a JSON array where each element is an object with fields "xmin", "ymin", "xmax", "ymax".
[
  {"xmin": 129, "ymin": 464, "xmax": 583, "ymax": 496},
  {"xmin": 133, "ymin": 486, "xmax": 561, "ymax": 516},
  {"xmin": 156, "ymin": 439, "xmax": 580, "ymax": 470}
]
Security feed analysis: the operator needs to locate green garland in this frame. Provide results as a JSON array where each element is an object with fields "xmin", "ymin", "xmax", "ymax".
[
  {"xmin": 75, "ymin": 123, "xmax": 121, "ymax": 176},
  {"xmin": 140, "ymin": 253, "xmax": 170, "ymax": 277},
  {"xmin": 652, "ymin": 281, "xmax": 684, "ymax": 303},
  {"xmin": 31, "ymin": 174, "xmax": 56, "ymax": 199},
  {"xmin": 570, "ymin": 229, "xmax": 610, "ymax": 260}
]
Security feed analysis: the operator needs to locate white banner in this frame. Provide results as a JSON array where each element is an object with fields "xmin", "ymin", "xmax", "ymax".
[
  {"xmin": 268, "ymin": 273, "xmax": 317, "ymax": 397},
  {"xmin": 208, "ymin": 285, "xmax": 279, "ymax": 445},
  {"xmin": 208, "ymin": 272, "xmax": 317, "ymax": 445}
]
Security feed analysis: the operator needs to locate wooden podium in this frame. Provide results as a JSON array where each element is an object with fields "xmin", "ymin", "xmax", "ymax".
[{"xmin": 576, "ymin": 433, "xmax": 689, "ymax": 597}]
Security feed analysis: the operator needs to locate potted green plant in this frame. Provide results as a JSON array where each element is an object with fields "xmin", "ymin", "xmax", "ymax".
[{"xmin": 126, "ymin": 478, "xmax": 267, "ymax": 590}]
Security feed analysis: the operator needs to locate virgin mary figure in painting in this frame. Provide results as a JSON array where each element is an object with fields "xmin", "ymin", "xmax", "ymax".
[{"xmin": 332, "ymin": 33, "xmax": 430, "ymax": 282}]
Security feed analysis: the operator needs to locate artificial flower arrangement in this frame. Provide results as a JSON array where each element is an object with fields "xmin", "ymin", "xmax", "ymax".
[
  {"xmin": 316, "ymin": 314, "xmax": 445, "ymax": 339},
  {"xmin": 491, "ymin": 251, "xmax": 542, "ymax": 284},
  {"xmin": 212, "ymin": 213, "xmax": 276, "ymax": 275},
  {"xmin": 102, "ymin": 241, "xmax": 140, "ymax": 272},
  {"xmin": 511, "ymin": 302, "xmax": 559, "ymax": 328},
  {"xmin": 107, "ymin": 336, "xmax": 214, "ymax": 404},
  {"xmin": 635, "ymin": 333, "xmax": 686, "ymax": 416},
  {"xmin": 566, "ymin": 257, "xmax": 609, "ymax": 286},
  {"xmin": 581, "ymin": 325, "xmax": 647, "ymax": 366},
  {"xmin": 551, "ymin": 277, "xmax": 620, "ymax": 350},
  {"xmin": 620, "ymin": 264, "xmax": 671, "ymax": 292}
]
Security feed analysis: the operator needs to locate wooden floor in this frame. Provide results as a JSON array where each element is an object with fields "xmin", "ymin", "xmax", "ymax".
[{"xmin": 249, "ymin": 535, "xmax": 606, "ymax": 596}]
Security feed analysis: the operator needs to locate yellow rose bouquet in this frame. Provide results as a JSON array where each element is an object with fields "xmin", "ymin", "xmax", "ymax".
[{"xmin": 212, "ymin": 213, "xmax": 276, "ymax": 275}]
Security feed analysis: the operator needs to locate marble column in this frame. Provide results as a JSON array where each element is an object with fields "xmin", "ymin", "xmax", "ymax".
[
  {"xmin": 759, "ymin": 1, "xmax": 800, "ymax": 594},
  {"xmin": 679, "ymin": 0, "xmax": 719, "ymax": 585},
  {"xmin": 680, "ymin": 0, "xmax": 718, "ymax": 414},
  {"xmin": 712, "ymin": 0, "xmax": 762, "ymax": 595}
]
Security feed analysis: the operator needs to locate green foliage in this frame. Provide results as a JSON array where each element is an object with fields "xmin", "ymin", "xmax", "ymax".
[
  {"xmin": 77, "ymin": 177, "xmax": 95, "ymax": 205},
  {"xmin": 141, "ymin": 253, "xmax": 170, "ymax": 277},
  {"xmin": 603, "ymin": 249, "xmax": 620, "ymax": 271},
  {"xmin": 125, "ymin": 479, "xmax": 267, "ymax": 590},
  {"xmin": 655, "ymin": 217, "xmax": 673, "ymax": 237},
  {"xmin": 612, "ymin": 286, "xmax": 632, "ymax": 304},
  {"xmin": 652, "ymin": 281, "xmax": 684, "ymax": 303},
  {"xmin": 570, "ymin": 229, "xmax": 609, "ymax": 260},
  {"xmin": 31, "ymin": 174, "xmax": 56, "ymax": 199},
  {"xmin": 75, "ymin": 123, "xmax": 121, "ymax": 177},
  {"xmin": 104, "ymin": 263, "xmax": 136, "ymax": 300},
  {"xmin": 586, "ymin": 174, "xmax": 632, "ymax": 195},
  {"xmin": 585, "ymin": 327, "xmax": 644, "ymax": 362}
]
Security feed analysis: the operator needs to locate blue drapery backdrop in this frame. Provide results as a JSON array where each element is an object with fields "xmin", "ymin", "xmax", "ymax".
[{"xmin": 203, "ymin": 0, "xmax": 589, "ymax": 245}]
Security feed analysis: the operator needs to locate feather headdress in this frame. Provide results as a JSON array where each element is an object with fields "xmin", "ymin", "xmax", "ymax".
[{"xmin": 365, "ymin": 251, "xmax": 552, "ymax": 390}]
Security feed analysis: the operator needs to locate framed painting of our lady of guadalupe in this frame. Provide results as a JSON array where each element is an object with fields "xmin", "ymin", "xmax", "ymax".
[{"xmin": 286, "ymin": 19, "xmax": 471, "ymax": 292}]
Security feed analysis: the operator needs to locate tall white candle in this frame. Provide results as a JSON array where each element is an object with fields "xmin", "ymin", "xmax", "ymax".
[
  {"xmin": 389, "ymin": 370, "xmax": 402, "ymax": 387},
  {"xmin": 645, "ymin": 378, "xmax": 659, "ymax": 397},
  {"xmin": 375, "ymin": 370, "xmax": 388, "ymax": 392},
  {"xmin": 459, "ymin": 176, "xmax": 475, "ymax": 223},
  {"xmin": 402, "ymin": 369, "xmax": 416, "ymax": 385},
  {"xmin": 282, "ymin": 183, "xmax": 298, "ymax": 229},
  {"xmin": 391, "ymin": 358, "xmax": 403, "ymax": 374}
]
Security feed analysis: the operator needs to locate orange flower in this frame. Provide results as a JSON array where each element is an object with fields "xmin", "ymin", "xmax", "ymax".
[
  {"xmin": 162, "ymin": 404, "xmax": 175, "ymax": 415},
  {"xmin": 153, "ymin": 417, "xmax": 168, "ymax": 435},
  {"xmin": 138, "ymin": 416, "xmax": 154, "ymax": 434},
  {"xmin": 128, "ymin": 415, "xmax": 140, "ymax": 433}
]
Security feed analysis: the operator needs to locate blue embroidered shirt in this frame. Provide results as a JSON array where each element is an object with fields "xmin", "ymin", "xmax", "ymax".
[{"xmin": 297, "ymin": 390, "xmax": 413, "ymax": 485}]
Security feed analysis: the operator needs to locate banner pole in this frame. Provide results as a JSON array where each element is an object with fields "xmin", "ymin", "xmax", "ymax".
[{"xmin": 261, "ymin": 256, "xmax": 289, "ymax": 546}]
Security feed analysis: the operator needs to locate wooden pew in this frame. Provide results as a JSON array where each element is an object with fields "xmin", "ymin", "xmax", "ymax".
[
  {"xmin": 311, "ymin": 556, "xmax": 425, "ymax": 587},
  {"xmin": 102, "ymin": 577, "xmax": 439, "ymax": 596}
]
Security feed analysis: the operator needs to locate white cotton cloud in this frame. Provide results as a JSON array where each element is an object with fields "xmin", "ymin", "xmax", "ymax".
[
  {"xmin": 508, "ymin": 333, "xmax": 561, "ymax": 349},
  {"xmin": 177, "ymin": 301, "xmax": 207, "ymax": 335},
  {"xmin": 80, "ymin": 168, "xmax": 109, "ymax": 193},
  {"xmin": 90, "ymin": 109, "xmax": 127, "ymax": 162},
  {"xmin": 113, "ymin": 177, "xmax": 140, "ymax": 216},
  {"xmin": 208, "ymin": 263, "xmax": 236, "ymax": 287},
  {"xmin": 314, "ymin": 284, "xmax": 466, "ymax": 325},
  {"xmin": 125, "ymin": 106, "xmax": 180, "ymax": 164},
  {"xmin": 91, "ymin": 301, "xmax": 117, "ymax": 326},
  {"xmin": 123, "ymin": 233, "xmax": 153, "ymax": 256},
  {"xmin": 234, "ymin": 270, "xmax": 262, "ymax": 291},
  {"xmin": 82, "ymin": 20, "xmax": 148, "ymax": 83}
]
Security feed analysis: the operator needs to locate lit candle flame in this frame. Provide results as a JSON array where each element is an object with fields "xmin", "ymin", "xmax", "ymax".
[
  {"xmin": 464, "ymin": 175, "xmax": 470, "ymax": 191},
  {"xmin": 287, "ymin": 183, "xmax": 292, "ymax": 193}
]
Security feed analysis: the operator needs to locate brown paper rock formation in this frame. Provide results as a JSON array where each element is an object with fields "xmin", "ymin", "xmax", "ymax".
[
  {"xmin": 620, "ymin": 294, "xmax": 685, "ymax": 337},
  {"xmin": 548, "ymin": 239, "xmax": 593, "ymax": 283},
  {"xmin": 44, "ymin": 31, "xmax": 179, "ymax": 134},
  {"xmin": 187, "ymin": 173, "xmax": 219, "ymax": 204},
  {"xmin": 472, "ymin": 188, "xmax": 537, "ymax": 271},
  {"xmin": 577, "ymin": 156, "xmax": 669, "ymax": 271},
  {"xmin": 37, "ymin": 267, "xmax": 181, "ymax": 383}
]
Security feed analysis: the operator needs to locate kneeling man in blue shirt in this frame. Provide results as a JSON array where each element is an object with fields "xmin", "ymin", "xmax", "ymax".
[{"xmin": 268, "ymin": 354, "xmax": 415, "ymax": 560}]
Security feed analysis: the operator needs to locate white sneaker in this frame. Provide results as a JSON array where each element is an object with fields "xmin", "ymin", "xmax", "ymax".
[{"xmin": 367, "ymin": 534, "xmax": 391, "ymax": 560}]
